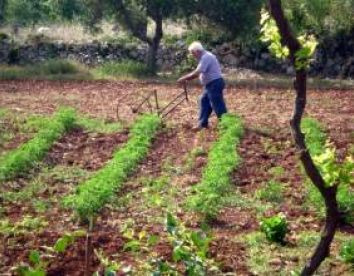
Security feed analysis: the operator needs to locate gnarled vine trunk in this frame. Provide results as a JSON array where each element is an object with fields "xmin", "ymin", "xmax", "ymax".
[{"xmin": 267, "ymin": 1, "xmax": 340, "ymax": 275}]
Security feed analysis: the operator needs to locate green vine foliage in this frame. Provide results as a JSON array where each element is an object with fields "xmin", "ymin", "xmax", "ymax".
[
  {"xmin": 302, "ymin": 118, "xmax": 354, "ymax": 223},
  {"xmin": 260, "ymin": 9, "xmax": 318, "ymax": 70}
]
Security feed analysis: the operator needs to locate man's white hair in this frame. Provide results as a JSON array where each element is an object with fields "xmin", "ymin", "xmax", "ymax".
[{"xmin": 188, "ymin": 41, "xmax": 204, "ymax": 52}]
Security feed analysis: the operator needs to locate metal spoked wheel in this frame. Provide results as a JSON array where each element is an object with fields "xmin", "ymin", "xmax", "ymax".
[{"xmin": 116, "ymin": 89, "xmax": 155, "ymax": 125}]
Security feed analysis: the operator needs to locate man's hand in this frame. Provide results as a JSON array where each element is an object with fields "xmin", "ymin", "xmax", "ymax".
[{"xmin": 177, "ymin": 77, "xmax": 187, "ymax": 85}]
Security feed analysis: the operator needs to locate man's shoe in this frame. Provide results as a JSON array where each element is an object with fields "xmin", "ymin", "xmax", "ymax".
[{"xmin": 191, "ymin": 126, "xmax": 207, "ymax": 132}]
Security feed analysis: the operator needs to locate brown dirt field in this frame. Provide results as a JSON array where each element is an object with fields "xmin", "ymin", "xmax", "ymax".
[{"xmin": 0, "ymin": 80, "xmax": 353, "ymax": 275}]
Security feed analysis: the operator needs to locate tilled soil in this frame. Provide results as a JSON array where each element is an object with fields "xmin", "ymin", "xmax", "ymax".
[{"xmin": 0, "ymin": 80, "xmax": 353, "ymax": 275}]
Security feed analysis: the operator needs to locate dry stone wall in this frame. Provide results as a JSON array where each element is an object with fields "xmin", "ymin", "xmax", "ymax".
[{"xmin": 0, "ymin": 36, "xmax": 353, "ymax": 78}]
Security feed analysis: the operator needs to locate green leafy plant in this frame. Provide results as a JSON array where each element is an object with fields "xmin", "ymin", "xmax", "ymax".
[
  {"xmin": 260, "ymin": 214, "xmax": 288, "ymax": 244},
  {"xmin": 64, "ymin": 114, "xmax": 161, "ymax": 220},
  {"xmin": 16, "ymin": 250, "xmax": 47, "ymax": 276},
  {"xmin": 53, "ymin": 230, "xmax": 86, "ymax": 253},
  {"xmin": 121, "ymin": 225, "xmax": 160, "ymax": 253},
  {"xmin": 0, "ymin": 107, "xmax": 76, "ymax": 181},
  {"xmin": 186, "ymin": 114, "xmax": 244, "ymax": 220},
  {"xmin": 340, "ymin": 239, "xmax": 354, "ymax": 265},
  {"xmin": 150, "ymin": 213, "xmax": 217, "ymax": 275}
]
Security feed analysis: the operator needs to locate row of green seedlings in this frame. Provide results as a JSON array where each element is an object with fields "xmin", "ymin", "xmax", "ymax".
[
  {"xmin": 301, "ymin": 118, "xmax": 354, "ymax": 224},
  {"xmin": 186, "ymin": 114, "xmax": 244, "ymax": 221},
  {"xmin": 0, "ymin": 108, "xmax": 76, "ymax": 181},
  {"xmin": 64, "ymin": 114, "xmax": 162, "ymax": 220}
]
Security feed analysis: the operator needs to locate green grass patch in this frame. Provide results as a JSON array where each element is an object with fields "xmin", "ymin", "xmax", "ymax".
[
  {"xmin": 255, "ymin": 180, "xmax": 284, "ymax": 203},
  {"xmin": 77, "ymin": 115, "xmax": 122, "ymax": 134},
  {"xmin": 0, "ymin": 59, "xmax": 91, "ymax": 80},
  {"xmin": 93, "ymin": 60, "xmax": 152, "ymax": 79},
  {"xmin": 186, "ymin": 114, "xmax": 244, "ymax": 220},
  {"xmin": 64, "ymin": 114, "xmax": 161, "ymax": 219},
  {"xmin": 1, "ymin": 165, "xmax": 90, "ymax": 203},
  {"xmin": 242, "ymin": 231, "xmax": 352, "ymax": 275},
  {"xmin": 0, "ymin": 108, "xmax": 76, "ymax": 181}
]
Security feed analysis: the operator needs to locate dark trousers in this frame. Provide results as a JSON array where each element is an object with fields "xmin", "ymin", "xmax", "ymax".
[{"xmin": 199, "ymin": 78, "xmax": 227, "ymax": 128}]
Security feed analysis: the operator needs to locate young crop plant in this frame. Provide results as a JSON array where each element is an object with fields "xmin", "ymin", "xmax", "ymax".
[
  {"xmin": 148, "ymin": 213, "xmax": 218, "ymax": 275},
  {"xmin": 302, "ymin": 118, "xmax": 354, "ymax": 223},
  {"xmin": 0, "ymin": 108, "xmax": 76, "ymax": 181},
  {"xmin": 340, "ymin": 239, "xmax": 354, "ymax": 265},
  {"xmin": 186, "ymin": 114, "xmax": 244, "ymax": 221},
  {"xmin": 260, "ymin": 214, "xmax": 288, "ymax": 245},
  {"xmin": 64, "ymin": 114, "xmax": 161, "ymax": 220}
]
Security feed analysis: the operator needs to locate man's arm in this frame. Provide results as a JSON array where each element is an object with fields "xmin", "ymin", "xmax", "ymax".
[{"xmin": 177, "ymin": 68, "xmax": 200, "ymax": 84}]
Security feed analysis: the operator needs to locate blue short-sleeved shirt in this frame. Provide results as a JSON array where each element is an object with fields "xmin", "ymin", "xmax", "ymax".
[{"xmin": 196, "ymin": 50, "xmax": 222, "ymax": 86}]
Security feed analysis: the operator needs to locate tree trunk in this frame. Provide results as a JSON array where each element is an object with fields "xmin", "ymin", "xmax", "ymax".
[
  {"xmin": 0, "ymin": 0, "xmax": 7, "ymax": 25},
  {"xmin": 146, "ymin": 39, "xmax": 160, "ymax": 74},
  {"xmin": 146, "ymin": 15, "xmax": 163, "ymax": 74},
  {"xmin": 267, "ymin": 1, "xmax": 340, "ymax": 275}
]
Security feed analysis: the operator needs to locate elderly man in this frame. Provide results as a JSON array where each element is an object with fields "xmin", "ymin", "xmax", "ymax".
[{"xmin": 177, "ymin": 41, "xmax": 227, "ymax": 130}]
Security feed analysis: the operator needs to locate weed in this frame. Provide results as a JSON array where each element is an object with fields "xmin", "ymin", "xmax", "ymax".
[
  {"xmin": 53, "ymin": 230, "xmax": 86, "ymax": 253},
  {"xmin": 32, "ymin": 200, "xmax": 50, "ymax": 213},
  {"xmin": 77, "ymin": 115, "xmax": 122, "ymax": 134},
  {"xmin": 255, "ymin": 180, "xmax": 284, "ymax": 203},
  {"xmin": 0, "ymin": 107, "xmax": 76, "ymax": 181},
  {"xmin": 261, "ymin": 137, "xmax": 282, "ymax": 155},
  {"xmin": 260, "ymin": 214, "xmax": 288, "ymax": 244},
  {"xmin": 1, "ymin": 165, "xmax": 90, "ymax": 204},
  {"xmin": 141, "ymin": 175, "xmax": 170, "ymax": 208},
  {"xmin": 183, "ymin": 146, "xmax": 206, "ymax": 172},
  {"xmin": 2, "ymin": 180, "xmax": 42, "ymax": 202},
  {"xmin": 15, "ymin": 230, "xmax": 86, "ymax": 275},
  {"xmin": 16, "ymin": 250, "xmax": 47, "ymax": 276},
  {"xmin": 186, "ymin": 114, "xmax": 244, "ymax": 220},
  {"xmin": 94, "ymin": 249, "xmax": 128, "ymax": 275},
  {"xmin": 48, "ymin": 165, "xmax": 91, "ymax": 184},
  {"xmin": 0, "ymin": 216, "xmax": 48, "ymax": 236},
  {"xmin": 64, "ymin": 114, "xmax": 161, "ymax": 220},
  {"xmin": 268, "ymin": 166, "xmax": 285, "ymax": 178}
]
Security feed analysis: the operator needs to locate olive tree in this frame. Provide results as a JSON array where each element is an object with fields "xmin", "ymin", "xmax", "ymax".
[{"xmin": 79, "ymin": 0, "xmax": 179, "ymax": 73}]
